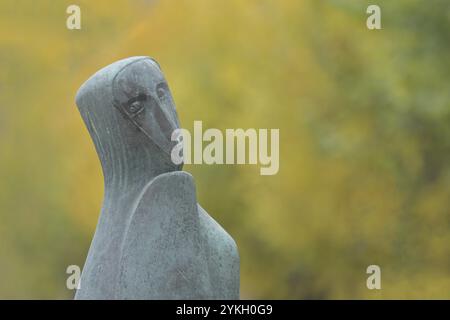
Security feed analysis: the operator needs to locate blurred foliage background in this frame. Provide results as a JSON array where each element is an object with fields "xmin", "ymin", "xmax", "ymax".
[{"xmin": 0, "ymin": 0, "xmax": 449, "ymax": 299}]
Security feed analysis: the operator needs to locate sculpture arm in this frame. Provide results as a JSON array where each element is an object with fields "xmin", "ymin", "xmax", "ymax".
[{"xmin": 117, "ymin": 171, "xmax": 212, "ymax": 299}]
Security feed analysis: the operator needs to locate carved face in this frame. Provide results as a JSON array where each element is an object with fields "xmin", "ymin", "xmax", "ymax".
[{"xmin": 112, "ymin": 58, "xmax": 180, "ymax": 155}]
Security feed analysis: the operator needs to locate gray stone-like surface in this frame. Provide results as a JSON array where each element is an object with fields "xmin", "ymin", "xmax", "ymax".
[{"xmin": 74, "ymin": 56, "xmax": 239, "ymax": 299}]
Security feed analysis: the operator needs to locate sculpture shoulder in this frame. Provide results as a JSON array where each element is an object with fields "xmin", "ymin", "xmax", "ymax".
[
  {"xmin": 198, "ymin": 205, "xmax": 239, "ymax": 255},
  {"xmin": 197, "ymin": 205, "xmax": 240, "ymax": 299},
  {"xmin": 134, "ymin": 171, "xmax": 197, "ymax": 213},
  {"xmin": 118, "ymin": 171, "xmax": 212, "ymax": 299}
]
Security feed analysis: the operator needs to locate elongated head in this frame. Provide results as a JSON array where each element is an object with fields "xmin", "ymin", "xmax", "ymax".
[{"xmin": 76, "ymin": 56, "xmax": 182, "ymax": 186}]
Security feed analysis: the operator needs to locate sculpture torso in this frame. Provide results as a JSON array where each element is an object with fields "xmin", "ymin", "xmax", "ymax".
[{"xmin": 74, "ymin": 57, "xmax": 239, "ymax": 299}]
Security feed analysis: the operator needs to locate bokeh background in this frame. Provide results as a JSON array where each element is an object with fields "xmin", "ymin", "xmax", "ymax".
[{"xmin": 0, "ymin": 0, "xmax": 449, "ymax": 299}]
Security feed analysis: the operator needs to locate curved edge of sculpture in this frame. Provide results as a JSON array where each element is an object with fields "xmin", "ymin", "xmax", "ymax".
[{"xmin": 74, "ymin": 56, "xmax": 240, "ymax": 300}]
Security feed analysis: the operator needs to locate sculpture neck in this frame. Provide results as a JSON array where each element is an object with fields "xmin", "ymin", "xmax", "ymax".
[
  {"xmin": 100, "ymin": 140, "xmax": 180, "ymax": 213},
  {"xmin": 80, "ymin": 106, "xmax": 179, "ymax": 208}
]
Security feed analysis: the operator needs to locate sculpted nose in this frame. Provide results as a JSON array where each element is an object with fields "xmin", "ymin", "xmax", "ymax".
[{"xmin": 154, "ymin": 103, "xmax": 177, "ymax": 140}]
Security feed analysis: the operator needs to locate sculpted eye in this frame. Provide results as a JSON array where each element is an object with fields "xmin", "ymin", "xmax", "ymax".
[
  {"xmin": 157, "ymin": 87, "xmax": 166, "ymax": 100},
  {"xmin": 156, "ymin": 82, "xmax": 168, "ymax": 101},
  {"xmin": 129, "ymin": 101, "xmax": 142, "ymax": 114},
  {"xmin": 126, "ymin": 94, "xmax": 147, "ymax": 116}
]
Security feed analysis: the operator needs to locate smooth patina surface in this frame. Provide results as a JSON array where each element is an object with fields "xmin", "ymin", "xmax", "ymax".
[{"xmin": 75, "ymin": 56, "xmax": 239, "ymax": 299}]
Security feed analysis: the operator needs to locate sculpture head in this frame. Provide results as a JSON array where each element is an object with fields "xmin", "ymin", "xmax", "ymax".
[
  {"xmin": 112, "ymin": 58, "xmax": 180, "ymax": 156},
  {"xmin": 76, "ymin": 57, "xmax": 182, "ymax": 186}
]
